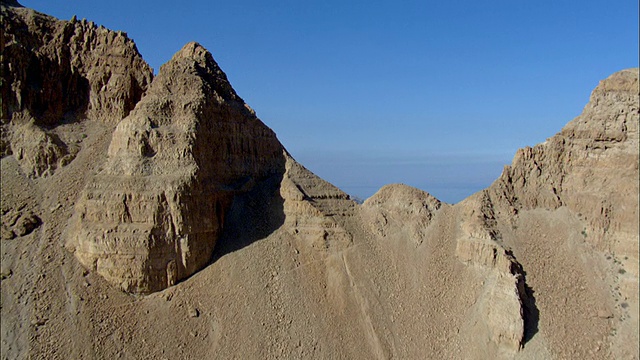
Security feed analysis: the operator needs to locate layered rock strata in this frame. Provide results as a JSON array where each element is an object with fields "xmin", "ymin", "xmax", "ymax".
[
  {"xmin": 2, "ymin": 2, "xmax": 638, "ymax": 358},
  {"xmin": 280, "ymin": 157, "xmax": 356, "ymax": 252},
  {"xmin": 65, "ymin": 42, "xmax": 286, "ymax": 293},
  {"xmin": 1, "ymin": 3, "xmax": 153, "ymax": 176},
  {"xmin": 490, "ymin": 69, "xmax": 638, "ymax": 257},
  {"xmin": 456, "ymin": 190, "xmax": 527, "ymax": 351},
  {"xmin": 454, "ymin": 68, "xmax": 639, "ymax": 356}
]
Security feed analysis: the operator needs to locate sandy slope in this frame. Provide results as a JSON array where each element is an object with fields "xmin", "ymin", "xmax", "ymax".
[{"xmin": 1, "ymin": 3, "xmax": 638, "ymax": 359}]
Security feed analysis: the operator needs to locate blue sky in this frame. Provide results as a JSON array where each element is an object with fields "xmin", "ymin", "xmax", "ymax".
[{"xmin": 21, "ymin": 0, "xmax": 639, "ymax": 203}]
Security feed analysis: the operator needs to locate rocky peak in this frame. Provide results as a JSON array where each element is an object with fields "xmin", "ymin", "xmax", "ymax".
[
  {"xmin": 591, "ymin": 68, "xmax": 638, "ymax": 97},
  {"xmin": 361, "ymin": 184, "xmax": 444, "ymax": 245},
  {"xmin": 153, "ymin": 42, "xmax": 251, "ymax": 114},
  {"xmin": 66, "ymin": 41, "xmax": 286, "ymax": 293},
  {"xmin": 1, "ymin": 5, "xmax": 153, "ymax": 177},
  {"xmin": 561, "ymin": 68, "xmax": 638, "ymax": 143},
  {"xmin": 1, "ymin": 5, "xmax": 153, "ymax": 125},
  {"xmin": 173, "ymin": 41, "xmax": 210, "ymax": 61},
  {"xmin": 453, "ymin": 68, "xmax": 639, "ymax": 352},
  {"xmin": 488, "ymin": 69, "xmax": 638, "ymax": 219},
  {"xmin": 1, "ymin": 4, "xmax": 638, "ymax": 359}
]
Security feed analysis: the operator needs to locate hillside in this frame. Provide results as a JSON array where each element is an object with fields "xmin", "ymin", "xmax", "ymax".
[{"xmin": 1, "ymin": 2, "xmax": 638, "ymax": 359}]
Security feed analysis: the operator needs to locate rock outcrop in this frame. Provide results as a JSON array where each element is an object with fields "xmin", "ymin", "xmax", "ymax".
[
  {"xmin": 455, "ymin": 190, "xmax": 527, "ymax": 351},
  {"xmin": 279, "ymin": 157, "xmax": 356, "ymax": 252},
  {"xmin": 457, "ymin": 68, "xmax": 639, "ymax": 358},
  {"xmin": 1, "ymin": 3, "xmax": 153, "ymax": 176},
  {"xmin": 490, "ymin": 69, "xmax": 638, "ymax": 253},
  {"xmin": 65, "ymin": 42, "xmax": 286, "ymax": 293},
  {"xmin": 1, "ymin": 2, "xmax": 638, "ymax": 359},
  {"xmin": 361, "ymin": 184, "xmax": 443, "ymax": 245}
]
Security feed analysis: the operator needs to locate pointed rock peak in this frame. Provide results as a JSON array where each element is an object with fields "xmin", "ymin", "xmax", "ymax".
[
  {"xmin": 364, "ymin": 183, "xmax": 442, "ymax": 208},
  {"xmin": 172, "ymin": 41, "xmax": 214, "ymax": 65},
  {"xmin": 559, "ymin": 68, "xmax": 637, "ymax": 142},
  {"xmin": 162, "ymin": 41, "xmax": 226, "ymax": 81},
  {"xmin": 592, "ymin": 68, "xmax": 638, "ymax": 95},
  {"xmin": 153, "ymin": 41, "xmax": 248, "ymax": 112}
]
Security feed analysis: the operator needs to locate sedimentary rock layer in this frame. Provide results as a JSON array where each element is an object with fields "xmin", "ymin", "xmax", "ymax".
[
  {"xmin": 1, "ymin": 2, "xmax": 638, "ymax": 359},
  {"xmin": 66, "ymin": 42, "xmax": 286, "ymax": 293},
  {"xmin": 1, "ymin": 4, "xmax": 153, "ymax": 176}
]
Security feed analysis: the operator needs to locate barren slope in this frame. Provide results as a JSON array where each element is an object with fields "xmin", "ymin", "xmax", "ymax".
[{"xmin": 1, "ymin": 3, "xmax": 638, "ymax": 360}]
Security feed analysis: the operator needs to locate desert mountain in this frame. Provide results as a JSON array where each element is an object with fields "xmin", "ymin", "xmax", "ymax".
[{"xmin": 1, "ymin": 3, "xmax": 638, "ymax": 359}]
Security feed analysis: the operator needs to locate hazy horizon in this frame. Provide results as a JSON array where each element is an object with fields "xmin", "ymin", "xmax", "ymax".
[{"xmin": 20, "ymin": 0, "xmax": 639, "ymax": 203}]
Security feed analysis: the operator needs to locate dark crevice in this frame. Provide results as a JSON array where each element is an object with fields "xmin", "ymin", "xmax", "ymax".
[
  {"xmin": 509, "ymin": 255, "xmax": 540, "ymax": 346},
  {"xmin": 210, "ymin": 171, "xmax": 285, "ymax": 263},
  {"xmin": 521, "ymin": 279, "xmax": 540, "ymax": 344}
]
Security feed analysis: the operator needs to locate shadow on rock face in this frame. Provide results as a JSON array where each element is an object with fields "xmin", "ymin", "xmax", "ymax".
[
  {"xmin": 521, "ymin": 271, "xmax": 540, "ymax": 345},
  {"xmin": 212, "ymin": 166, "xmax": 286, "ymax": 262}
]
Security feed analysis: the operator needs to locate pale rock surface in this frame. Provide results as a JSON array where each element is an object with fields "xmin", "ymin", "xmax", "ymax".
[
  {"xmin": 1, "ymin": 2, "xmax": 153, "ymax": 177},
  {"xmin": 490, "ymin": 69, "xmax": 638, "ymax": 253},
  {"xmin": 1, "ymin": 2, "xmax": 638, "ymax": 359},
  {"xmin": 454, "ymin": 190, "xmax": 528, "ymax": 352},
  {"xmin": 280, "ymin": 157, "xmax": 356, "ymax": 252},
  {"xmin": 483, "ymin": 68, "xmax": 639, "ymax": 359},
  {"xmin": 65, "ymin": 42, "xmax": 286, "ymax": 293},
  {"xmin": 361, "ymin": 184, "xmax": 442, "ymax": 245}
]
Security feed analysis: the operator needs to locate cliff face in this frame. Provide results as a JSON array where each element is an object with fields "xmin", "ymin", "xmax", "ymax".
[
  {"xmin": 65, "ymin": 42, "xmax": 286, "ymax": 293},
  {"xmin": 1, "ymin": 2, "xmax": 638, "ymax": 360},
  {"xmin": 1, "ymin": 4, "xmax": 153, "ymax": 177},
  {"xmin": 456, "ymin": 68, "xmax": 639, "ymax": 358},
  {"xmin": 490, "ymin": 69, "xmax": 638, "ymax": 254},
  {"xmin": 1, "ymin": 5, "xmax": 152, "ymax": 125}
]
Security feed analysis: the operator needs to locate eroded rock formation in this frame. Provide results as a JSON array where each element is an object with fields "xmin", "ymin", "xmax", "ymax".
[
  {"xmin": 65, "ymin": 42, "xmax": 286, "ymax": 293},
  {"xmin": 1, "ymin": 3, "xmax": 153, "ymax": 177},
  {"xmin": 1, "ymin": 2, "xmax": 638, "ymax": 359},
  {"xmin": 361, "ymin": 184, "xmax": 442, "ymax": 245},
  {"xmin": 490, "ymin": 69, "xmax": 639, "ymax": 255},
  {"xmin": 454, "ymin": 68, "xmax": 639, "ymax": 357}
]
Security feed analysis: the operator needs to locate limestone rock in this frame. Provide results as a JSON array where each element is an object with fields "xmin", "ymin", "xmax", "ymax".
[
  {"xmin": 490, "ymin": 69, "xmax": 639, "ymax": 254},
  {"xmin": 452, "ymin": 69, "xmax": 640, "ymax": 352},
  {"xmin": 65, "ymin": 42, "xmax": 286, "ymax": 293},
  {"xmin": 1, "ymin": 208, "xmax": 41, "ymax": 240},
  {"xmin": 1, "ymin": 3, "xmax": 153, "ymax": 176},
  {"xmin": 476, "ymin": 68, "xmax": 639, "ymax": 358},
  {"xmin": 1, "ymin": 3, "xmax": 638, "ymax": 359},
  {"xmin": 1, "ymin": 4, "xmax": 152, "ymax": 125},
  {"xmin": 9, "ymin": 119, "xmax": 72, "ymax": 178},
  {"xmin": 361, "ymin": 184, "xmax": 442, "ymax": 245},
  {"xmin": 456, "ymin": 190, "xmax": 527, "ymax": 352},
  {"xmin": 279, "ymin": 156, "xmax": 355, "ymax": 252}
]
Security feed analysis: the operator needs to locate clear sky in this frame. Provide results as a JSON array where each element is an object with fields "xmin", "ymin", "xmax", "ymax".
[{"xmin": 20, "ymin": 0, "xmax": 639, "ymax": 203}]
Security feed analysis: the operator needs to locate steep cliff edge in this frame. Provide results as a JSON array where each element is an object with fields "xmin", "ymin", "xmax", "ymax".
[
  {"xmin": 1, "ymin": 3, "xmax": 153, "ymax": 177},
  {"xmin": 1, "ymin": 2, "xmax": 638, "ymax": 359},
  {"xmin": 489, "ymin": 69, "xmax": 638, "ymax": 254},
  {"xmin": 456, "ymin": 68, "xmax": 639, "ymax": 358},
  {"xmin": 65, "ymin": 42, "xmax": 286, "ymax": 293}
]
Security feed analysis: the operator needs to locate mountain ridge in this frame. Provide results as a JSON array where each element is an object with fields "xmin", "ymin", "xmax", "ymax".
[{"xmin": 1, "ymin": 3, "xmax": 638, "ymax": 359}]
